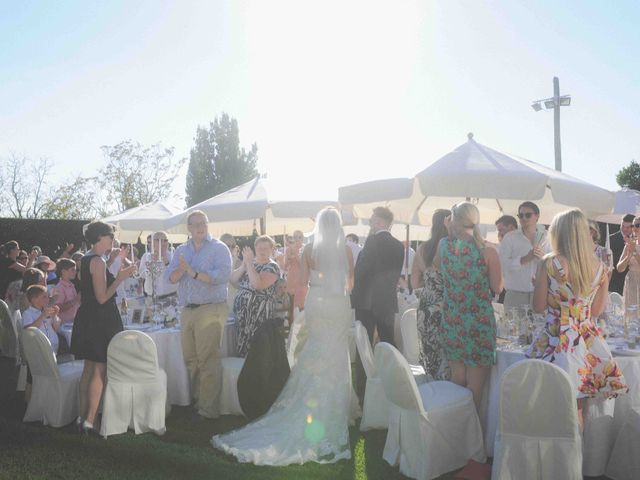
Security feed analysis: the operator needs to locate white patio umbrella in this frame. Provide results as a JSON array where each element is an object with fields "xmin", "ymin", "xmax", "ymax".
[
  {"xmin": 166, "ymin": 176, "xmax": 337, "ymax": 237},
  {"xmin": 99, "ymin": 201, "xmax": 187, "ymax": 243},
  {"xmin": 340, "ymin": 134, "xmax": 615, "ymax": 226}
]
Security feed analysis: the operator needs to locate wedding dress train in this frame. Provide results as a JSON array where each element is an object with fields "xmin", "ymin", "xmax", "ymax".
[{"xmin": 212, "ymin": 272, "xmax": 360, "ymax": 465}]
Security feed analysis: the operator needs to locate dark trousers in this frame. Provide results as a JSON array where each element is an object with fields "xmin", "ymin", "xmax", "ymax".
[
  {"xmin": 354, "ymin": 308, "xmax": 396, "ymax": 402},
  {"xmin": 356, "ymin": 308, "xmax": 395, "ymax": 345}
]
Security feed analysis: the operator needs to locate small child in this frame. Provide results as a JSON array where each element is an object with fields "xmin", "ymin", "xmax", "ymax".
[
  {"xmin": 22, "ymin": 284, "xmax": 61, "ymax": 355},
  {"xmin": 51, "ymin": 258, "xmax": 80, "ymax": 325}
]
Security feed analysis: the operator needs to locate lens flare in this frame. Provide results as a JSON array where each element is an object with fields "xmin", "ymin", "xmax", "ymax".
[{"xmin": 304, "ymin": 418, "xmax": 326, "ymax": 443}]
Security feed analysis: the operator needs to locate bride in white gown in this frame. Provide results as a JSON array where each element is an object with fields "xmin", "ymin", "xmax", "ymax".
[{"xmin": 212, "ymin": 207, "xmax": 361, "ymax": 465}]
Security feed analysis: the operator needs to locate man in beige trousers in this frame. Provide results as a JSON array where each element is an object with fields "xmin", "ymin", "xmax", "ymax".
[{"xmin": 166, "ymin": 210, "xmax": 232, "ymax": 418}]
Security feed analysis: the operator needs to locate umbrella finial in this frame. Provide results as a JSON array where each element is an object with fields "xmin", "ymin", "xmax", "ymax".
[{"xmin": 467, "ymin": 132, "xmax": 474, "ymax": 140}]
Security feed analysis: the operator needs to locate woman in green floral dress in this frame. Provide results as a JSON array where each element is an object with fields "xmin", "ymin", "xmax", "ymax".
[{"xmin": 435, "ymin": 202, "xmax": 503, "ymax": 410}]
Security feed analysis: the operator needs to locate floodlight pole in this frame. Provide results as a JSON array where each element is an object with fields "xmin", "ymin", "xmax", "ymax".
[{"xmin": 553, "ymin": 76, "xmax": 562, "ymax": 172}]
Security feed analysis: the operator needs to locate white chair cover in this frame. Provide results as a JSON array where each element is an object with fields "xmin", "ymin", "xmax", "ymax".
[
  {"xmin": 354, "ymin": 321, "xmax": 390, "ymax": 430},
  {"xmin": 219, "ymin": 356, "xmax": 245, "ymax": 416},
  {"xmin": 399, "ymin": 308, "xmax": 420, "ymax": 365},
  {"xmin": 0, "ymin": 299, "xmax": 18, "ymax": 359},
  {"xmin": 22, "ymin": 327, "xmax": 83, "ymax": 427},
  {"xmin": 375, "ymin": 342, "xmax": 484, "ymax": 480},
  {"xmin": 100, "ymin": 331, "xmax": 167, "ymax": 437},
  {"xmin": 492, "ymin": 359, "xmax": 582, "ymax": 480},
  {"xmin": 606, "ymin": 357, "xmax": 640, "ymax": 480}
]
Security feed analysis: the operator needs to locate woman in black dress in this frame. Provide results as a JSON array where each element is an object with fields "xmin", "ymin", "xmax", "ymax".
[{"xmin": 70, "ymin": 221, "xmax": 135, "ymax": 432}]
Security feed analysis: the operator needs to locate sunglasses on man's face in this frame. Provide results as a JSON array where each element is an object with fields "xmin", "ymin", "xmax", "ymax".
[
  {"xmin": 633, "ymin": 224, "xmax": 640, "ymax": 228},
  {"xmin": 517, "ymin": 212, "xmax": 535, "ymax": 220}
]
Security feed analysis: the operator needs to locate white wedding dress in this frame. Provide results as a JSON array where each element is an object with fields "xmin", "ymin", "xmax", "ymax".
[{"xmin": 211, "ymin": 270, "xmax": 360, "ymax": 465}]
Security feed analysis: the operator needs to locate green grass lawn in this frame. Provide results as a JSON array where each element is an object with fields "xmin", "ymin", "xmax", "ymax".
[{"xmin": 0, "ymin": 358, "xmax": 460, "ymax": 480}]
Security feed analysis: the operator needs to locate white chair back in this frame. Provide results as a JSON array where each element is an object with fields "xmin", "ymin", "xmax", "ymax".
[
  {"xmin": 374, "ymin": 342, "xmax": 423, "ymax": 413},
  {"xmin": 492, "ymin": 359, "xmax": 582, "ymax": 480},
  {"xmin": 0, "ymin": 299, "xmax": 18, "ymax": 358},
  {"xmin": 499, "ymin": 359, "xmax": 577, "ymax": 438},
  {"xmin": 107, "ymin": 331, "xmax": 159, "ymax": 382},
  {"xmin": 22, "ymin": 327, "xmax": 59, "ymax": 378},
  {"xmin": 609, "ymin": 292, "xmax": 624, "ymax": 314},
  {"xmin": 354, "ymin": 321, "xmax": 376, "ymax": 378},
  {"xmin": 399, "ymin": 308, "xmax": 419, "ymax": 365}
]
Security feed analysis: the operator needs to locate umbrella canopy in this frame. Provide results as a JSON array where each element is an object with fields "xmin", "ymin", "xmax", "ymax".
[
  {"xmin": 596, "ymin": 188, "xmax": 640, "ymax": 224},
  {"xmin": 414, "ymin": 134, "xmax": 614, "ymax": 224},
  {"xmin": 166, "ymin": 177, "xmax": 337, "ymax": 237},
  {"xmin": 99, "ymin": 201, "xmax": 186, "ymax": 243},
  {"xmin": 340, "ymin": 134, "xmax": 615, "ymax": 226}
]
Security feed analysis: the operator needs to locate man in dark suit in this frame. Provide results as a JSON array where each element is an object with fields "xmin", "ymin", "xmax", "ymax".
[
  {"xmin": 610, "ymin": 214, "xmax": 635, "ymax": 295},
  {"xmin": 351, "ymin": 206, "xmax": 404, "ymax": 345}
]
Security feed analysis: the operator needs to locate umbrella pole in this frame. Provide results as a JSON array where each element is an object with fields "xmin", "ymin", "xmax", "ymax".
[
  {"xmin": 260, "ymin": 217, "xmax": 266, "ymax": 235},
  {"xmin": 405, "ymin": 224, "xmax": 410, "ymax": 291}
]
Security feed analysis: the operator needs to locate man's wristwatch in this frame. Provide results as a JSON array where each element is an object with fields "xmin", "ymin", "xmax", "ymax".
[{"xmin": 193, "ymin": 271, "xmax": 199, "ymax": 280}]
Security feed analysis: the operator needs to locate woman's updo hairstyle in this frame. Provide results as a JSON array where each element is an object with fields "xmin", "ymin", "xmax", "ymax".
[{"xmin": 84, "ymin": 221, "xmax": 116, "ymax": 246}]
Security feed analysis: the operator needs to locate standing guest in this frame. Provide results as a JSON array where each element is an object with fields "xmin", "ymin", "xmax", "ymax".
[
  {"xmin": 352, "ymin": 206, "xmax": 404, "ymax": 345},
  {"xmin": 220, "ymin": 233, "xmax": 242, "ymax": 310},
  {"xmin": 411, "ymin": 209, "xmax": 451, "ymax": 381},
  {"xmin": 71, "ymin": 221, "xmax": 136, "ymax": 433},
  {"xmin": 22, "ymin": 285, "xmax": 61, "ymax": 355},
  {"xmin": 528, "ymin": 209, "xmax": 627, "ymax": 427},
  {"xmin": 4, "ymin": 251, "xmax": 30, "ymax": 311},
  {"xmin": 345, "ymin": 234, "xmax": 362, "ymax": 267},
  {"xmin": 51, "ymin": 259, "xmax": 81, "ymax": 325},
  {"xmin": 498, "ymin": 201, "xmax": 550, "ymax": 308},
  {"xmin": 495, "ymin": 215, "xmax": 518, "ymax": 242},
  {"xmin": 284, "ymin": 230, "xmax": 308, "ymax": 313},
  {"xmin": 230, "ymin": 235, "xmax": 280, "ymax": 357},
  {"xmin": 616, "ymin": 216, "xmax": 640, "ymax": 305},
  {"xmin": 0, "ymin": 241, "xmax": 36, "ymax": 299},
  {"xmin": 71, "ymin": 252, "xmax": 84, "ymax": 292},
  {"xmin": 138, "ymin": 232, "xmax": 177, "ymax": 297},
  {"xmin": 435, "ymin": 202, "xmax": 502, "ymax": 410},
  {"xmin": 610, "ymin": 214, "xmax": 635, "ymax": 295},
  {"xmin": 399, "ymin": 241, "xmax": 416, "ymax": 290},
  {"xmin": 165, "ymin": 210, "xmax": 232, "ymax": 419},
  {"xmin": 589, "ymin": 221, "xmax": 613, "ymax": 273},
  {"xmin": 17, "ymin": 268, "xmax": 47, "ymax": 313}
]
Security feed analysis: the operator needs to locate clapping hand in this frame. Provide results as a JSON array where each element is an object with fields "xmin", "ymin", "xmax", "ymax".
[
  {"xmin": 178, "ymin": 254, "xmax": 190, "ymax": 273},
  {"xmin": 242, "ymin": 246, "xmax": 254, "ymax": 265},
  {"xmin": 117, "ymin": 262, "xmax": 137, "ymax": 280},
  {"xmin": 44, "ymin": 305, "xmax": 60, "ymax": 317},
  {"xmin": 532, "ymin": 245, "xmax": 545, "ymax": 259}
]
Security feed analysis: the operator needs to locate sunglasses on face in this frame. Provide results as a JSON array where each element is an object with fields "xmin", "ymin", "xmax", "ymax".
[
  {"xmin": 633, "ymin": 224, "xmax": 640, "ymax": 228},
  {"xmin": 517, "ymin": 212, "xmax": 535, "ymax": 220}
]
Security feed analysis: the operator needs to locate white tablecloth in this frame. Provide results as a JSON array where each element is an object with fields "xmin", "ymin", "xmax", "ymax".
[
  {"xmin": 61, "ymin": 315, "xmax": 239, "ymax": 407},
  {"xmin": 481, "ymin": 347, "xmax": 640, "ymax": 476}
]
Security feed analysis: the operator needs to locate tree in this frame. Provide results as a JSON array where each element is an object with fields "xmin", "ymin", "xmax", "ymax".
[
  {"xmin": 616, "ymin": 160, "xmax": 640, "ymax": 191},
  {"xmin": 40, "ymin": 176, "xmax": 105, "ymax": 220},
  {"xmin": 99, "ymin": 140, "xmax": 186, "ymax": 212},
  {"xmin": 185, "ymin": 113, "xmax": 258, "ymax": 206},
  {"xmin": 0, "ymin": 153, "xmax": 54, "ymax": 218}
]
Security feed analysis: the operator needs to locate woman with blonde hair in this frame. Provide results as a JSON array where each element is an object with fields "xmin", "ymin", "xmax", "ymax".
[
  {"xmin": 435, "ymin": 202, "xmax": 502, "ymax": 409},
  {"xmin": 528, "ymin": 209, "xmax": 627, "ymax": 423}
]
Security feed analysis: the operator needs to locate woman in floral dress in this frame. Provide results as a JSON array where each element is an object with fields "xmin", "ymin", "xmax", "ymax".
[
  {"xmin": 527, "ymin": 210, "xmax": 627, "ymax": 423},
  {"xmin": 411, "ymin": 209, "xmax": 451, "ymax": 381},
  {"xmin": 435, "ymin": 202, "xmax": 503, "ymax": 410}
]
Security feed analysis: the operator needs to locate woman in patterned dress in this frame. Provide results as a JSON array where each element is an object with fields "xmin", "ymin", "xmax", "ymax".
[
  {"xmin": 435, "ymin": 202, "xmax": 503, "ymax": 410},
  {"xmin": 231, "ymin": 235, "xmax": 281, "ymax": 357},
  {"xmin": 528, "ymin": 209, "xmax": 627, "ymax": 426},
  {"xmin": 411, "ymin": 209, "xmax": 451, "ymax": 381}
]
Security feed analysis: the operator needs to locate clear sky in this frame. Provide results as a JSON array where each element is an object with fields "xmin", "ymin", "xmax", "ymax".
[{"xmin": 1, "ymin": 0, "xmax": 639, "ymax": 206}]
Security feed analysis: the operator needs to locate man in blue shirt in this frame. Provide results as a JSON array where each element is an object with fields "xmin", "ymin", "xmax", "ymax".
[{"xmin": 166, "ymin": 210, "xmax": 232, "ymax": 419}]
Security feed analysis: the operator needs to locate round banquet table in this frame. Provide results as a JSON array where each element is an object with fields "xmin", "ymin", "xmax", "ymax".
[{"xmin": 480, "ymin": 346, "xmax": 640, "ymax": 476}]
